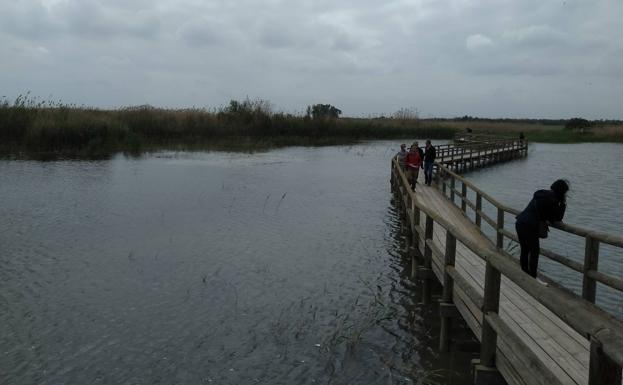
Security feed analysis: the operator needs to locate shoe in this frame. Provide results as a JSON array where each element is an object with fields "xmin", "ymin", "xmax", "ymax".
[{"xmin": 536, "ymin": 278, "xmax": 548, "ymax": 286}]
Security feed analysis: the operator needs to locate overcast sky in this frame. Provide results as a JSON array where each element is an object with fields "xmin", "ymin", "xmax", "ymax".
[{"xmin": 1, "ymin": 0, "xmax": 622, "ymax": 118}]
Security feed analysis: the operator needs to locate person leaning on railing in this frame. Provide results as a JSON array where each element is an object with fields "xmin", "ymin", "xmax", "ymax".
[{"xmin": 515, "ymin": 179, "xmax": 569, "ymax": 282}]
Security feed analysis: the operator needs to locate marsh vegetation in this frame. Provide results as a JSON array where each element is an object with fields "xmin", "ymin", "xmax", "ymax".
[{"xmin": 2, "ymin": 95, "xmax": 622, "ymax": 156}]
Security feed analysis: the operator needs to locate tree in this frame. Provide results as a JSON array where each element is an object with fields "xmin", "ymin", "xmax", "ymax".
[
  {"xmin": 309, "ymin": 104, "xmax": 341, "ymax": 119},
  {"xmin": 565, "ymin": 118, "xmax": 591, "ymax": 132}
]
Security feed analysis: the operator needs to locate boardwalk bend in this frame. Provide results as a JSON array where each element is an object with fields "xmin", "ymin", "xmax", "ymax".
[{"xmin": 390, "ymin": 135, "xmax": 623, "ymax": 385}]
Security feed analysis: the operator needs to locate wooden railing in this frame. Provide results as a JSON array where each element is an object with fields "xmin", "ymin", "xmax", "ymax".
[
  {"xmin": 391, "ymin": 158, "xmax": 623, "ymax": 385},
  {"xmin": 435, "ymin": 136, "xmax": 527, "ymax": 167},
  {"xmin": 435, "ymin": 164, "xmax": 623, "ymax": 305}
]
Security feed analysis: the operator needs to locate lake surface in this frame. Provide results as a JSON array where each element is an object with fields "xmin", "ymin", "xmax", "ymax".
[
  {"xmin": 0, "ymin": 143, "xmax": 476, "ymax": 385},
  {"xmin": 1, "ymin": 141, "xmax": 621, "ymax": 384}
]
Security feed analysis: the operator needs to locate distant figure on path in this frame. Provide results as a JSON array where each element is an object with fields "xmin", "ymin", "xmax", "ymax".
[
  {"xmin": 405, "ymin": 143, "xmax": 422, "ymax": 190},
  {"xmin": 423, "ymin": 140, "xmax": 436, "ymax": 186},
  {"xmin": 396, "ymin": 143, "xmax": 408, "ymax": 170},
  {"xmin": 515, "ymin": 179, "xmax": 569, "ymax": 281},
  {"xmin": 519, "ymin": 131, "xmax": 525, "ymax": 143}
]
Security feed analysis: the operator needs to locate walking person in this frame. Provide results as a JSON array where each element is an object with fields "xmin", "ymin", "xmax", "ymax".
[
  {"xmin": 515, "ymin": 179, "xmax": 569, "ymax": 282},
  {"xmin": 405, "ymin": 143, "xmax": 422, "ymax": 190},
  {"xmin": 396, "ymin": 143, "xmax": 408, "ymax": 170},
  {"xmin": 423, "ymin": 140, "xmax": 436, "ymax": 185}
]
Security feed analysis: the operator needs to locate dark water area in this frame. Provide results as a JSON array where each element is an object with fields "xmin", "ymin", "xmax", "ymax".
[
  {"xmin": 1, "ymin": 142, "xmax": 477, "ymax": 385},
  {"xmin": 463, "ymin": 143, "xmax": 623, "ymax": 316}
]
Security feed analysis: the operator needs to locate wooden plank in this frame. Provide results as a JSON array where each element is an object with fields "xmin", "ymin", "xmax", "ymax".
[
  {"xmin": 487, "ymin": 312, "xmax": 569, "ymax": 385},
  {"xmin": 416, "ymin": 187, "xmax": 591, "ymax": 384}
]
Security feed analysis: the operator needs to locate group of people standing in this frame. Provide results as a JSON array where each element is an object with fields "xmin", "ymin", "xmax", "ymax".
[{"xmin": 396, "ymin": 140, "xmax": 436, "ymax": 190}]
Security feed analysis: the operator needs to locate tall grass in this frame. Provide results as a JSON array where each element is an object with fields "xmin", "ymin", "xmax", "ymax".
[
  {"xmin": 4, "ymin": 96, "xmax": 621, "ymax": 156},
  {"xmin": 0, "ymin": 96, "xmax": 455, "ymax": 155}
]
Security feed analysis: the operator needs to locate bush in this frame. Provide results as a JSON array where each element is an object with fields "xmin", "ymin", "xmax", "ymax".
[
  {"xmin": 565, "ymin": 118, "xmax": 591, "ymax": 131},
  {"xmin": 308, "ymin": 104, "xmax": 341, "ymax": 119}
]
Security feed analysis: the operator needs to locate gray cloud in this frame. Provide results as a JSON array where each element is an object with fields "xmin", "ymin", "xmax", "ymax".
[{"xmin": 1, "ymin": 0, "xmax": 622, "ymax": 118}]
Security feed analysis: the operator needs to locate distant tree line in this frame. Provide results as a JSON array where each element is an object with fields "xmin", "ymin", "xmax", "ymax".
[{"xmin": 427, "ymin": 115, "xmax": 623, "ymax": 126}]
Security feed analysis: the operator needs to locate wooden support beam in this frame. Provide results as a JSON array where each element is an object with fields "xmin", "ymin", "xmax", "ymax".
[
  {"xmin": 461, "ymin": 182, "xmax": 467, "ymax": 213},
  {"xmin": 423, "ymin": 214, "xmax": 434, "ymax": 305},
  {"xmin": 496, "ymin": 208, "xmax": 504, "ymax": 250},
  {"xmin": 439, "ymin": 230, "xmax": 457, "ymax": 352},
  {"xmin": 480, "ymin": 262, "xmax": 501, "ymax": 368},
  {"xmin": 582, "ymin": 236, "xmax": 599, "ymax": 303},
  {"xmin": 476, "ymin": 193, "xmax": 482, "ymax": 228},
  {"xmin": 590, "ymin": 335, "xmax": 622, "ymax": 385}
]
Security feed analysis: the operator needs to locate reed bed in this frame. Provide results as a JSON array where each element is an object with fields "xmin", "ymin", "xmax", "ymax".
[
  {"xmin": 0, "ymin": 96, "xmax": 454, "ymax": 156},
  {"xmin": 2, "ymin": 95, "xmax": 621, "ymax": 156}
]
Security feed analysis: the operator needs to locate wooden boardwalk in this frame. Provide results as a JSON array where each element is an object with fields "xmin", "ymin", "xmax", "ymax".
[{"xmin": 390, "ymin": 136, "xmax": 623, "ymax": 385}]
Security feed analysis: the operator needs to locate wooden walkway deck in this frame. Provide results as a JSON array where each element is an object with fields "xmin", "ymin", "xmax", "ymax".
[{"xmin": 390, "ymin": 137, "xmax": 623, "ymax": 385}]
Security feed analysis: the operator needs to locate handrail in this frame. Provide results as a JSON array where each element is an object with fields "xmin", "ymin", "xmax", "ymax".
[
  {"xmin": 391, "ymin": 158, "xmax": 623, "ymax": 377},
  {"xmin": 436, "ymin": 162, "xmax": 623, "ymax": 248},
  {"xmin": 433, "ymin": 151, "xmax": 623, "ymax": 307}
]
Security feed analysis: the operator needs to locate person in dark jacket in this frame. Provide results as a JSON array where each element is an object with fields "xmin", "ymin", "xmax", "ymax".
[
  {"xmin": 423, "ymin": 140, "xmax": 436, "ymax": 185},
  {"xmin": 515, "ymin": 179, "xmax": 569, "ymax": 279}
]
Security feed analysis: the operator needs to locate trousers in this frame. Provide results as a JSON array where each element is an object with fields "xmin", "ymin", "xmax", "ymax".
[
  {"xmin": 515, "ymin": 221, "xmax": 540, "ymax": 278},
  {"xmin": 424, "ymin": 162, "xmax": 434, "ymax": 185}
]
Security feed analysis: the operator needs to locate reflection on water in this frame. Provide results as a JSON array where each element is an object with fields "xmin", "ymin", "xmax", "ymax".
[
  {"xmin": 0, "ymin": 142, "xmax": 475, "ymax": 385},
  {"xmin": 464, "ymin": 143, "xmax": 623, "ymax": 316}
]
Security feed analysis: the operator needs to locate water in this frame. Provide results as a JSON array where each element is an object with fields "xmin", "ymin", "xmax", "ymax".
[
  {"xmin": 2, "ymin": 141, "xmax": 621, "ymax": 384},
  {"xmin": 0, "ymin": 142, "xmax": 475, "ymax": 385}
]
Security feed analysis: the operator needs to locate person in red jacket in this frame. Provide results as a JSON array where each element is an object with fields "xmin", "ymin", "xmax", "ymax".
[{"xmin": 405, "ymin": 143, "xmax": 422, "ymax": 190}]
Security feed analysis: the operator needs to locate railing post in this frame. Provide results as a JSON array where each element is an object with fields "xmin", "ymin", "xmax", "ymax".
[
  {"xmin": 478, "ymin": 147, "xmax": 482, "ymax": 167},
  {"xmin": 475, "ymin": 193, "xmax": 482, "ymax": 228},
  {"xmin": 470, "ymin": 146, "xmax": 474, "ymax": 170},
  {"xmin": 473, "ymin": 261, "xmax": 503, "ymax": 385},
  {"xmin": 414, "ymin": 204, "xmax": 421, "ymax": 237},
  {"xmin": 589, "ymin": 336, "xmax": 622, "ymax": 385},
  {"xmin": 410, "ymin": 199, "xmax": 418, "ymax": 278},
  {"xmin": 461, "ymin": 182, "xmax": 467, "ymax": 213},
  {"xmin": 496, "ymin": 208, "xmax": 504, "ymax": 250},
  {"xmin": 422, "ymin": 214, "xmax": 434, "ymax": 304},
  {"xmin": 450, "ymin": 176, "xmax": 456, "ymax": 203},
  {"xmin": 481, "ymin": 262, "xmax": 501, "ymax": 366},
  {"xmin": 582, "ymin": 236, "xmax": 600, "ymax": 303},
  {"xmin": 439, "ymin": 230, "xmax": 456, "ymax": 352},
  {"xmin": 442, "ymin": 168, "xmax": 447, "ymax": 196}
]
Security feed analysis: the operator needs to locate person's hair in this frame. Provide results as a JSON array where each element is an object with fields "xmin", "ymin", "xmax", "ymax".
[
  {"xmin": 550, "ymin": 179, "xmax": 570, "ymax": 197},
  {"xmin": 426, "ymin": 140, "xmax": 431, "ymax": 145}
]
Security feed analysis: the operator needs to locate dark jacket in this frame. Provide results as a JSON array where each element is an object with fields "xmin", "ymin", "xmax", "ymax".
[
  {"xmin": 516, "ymin": 189, "xmax": 566, "ymax": 230},
  {"xmin": 424, "ymin": 146, "xmax": 436, "ymax": 163}
]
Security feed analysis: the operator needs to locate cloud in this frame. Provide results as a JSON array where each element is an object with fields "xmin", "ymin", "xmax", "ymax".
[
  {"xmin": 177, "ymin": 18, "xmax": 227, "ymax": 47},
  {"xmin": 502, "ymin": 25, "xmax": 567, "ymax": 48},
  {"xmin": 466, "ymin": 34, "xmax": 494, "ymax": 51},
  {"xmin": 0, "ymin": 0, "xmax": 162, "ymax": 40},
  {"xmin": 0, "ymin": 0, "xmax": 622, "ymax": 118}
]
